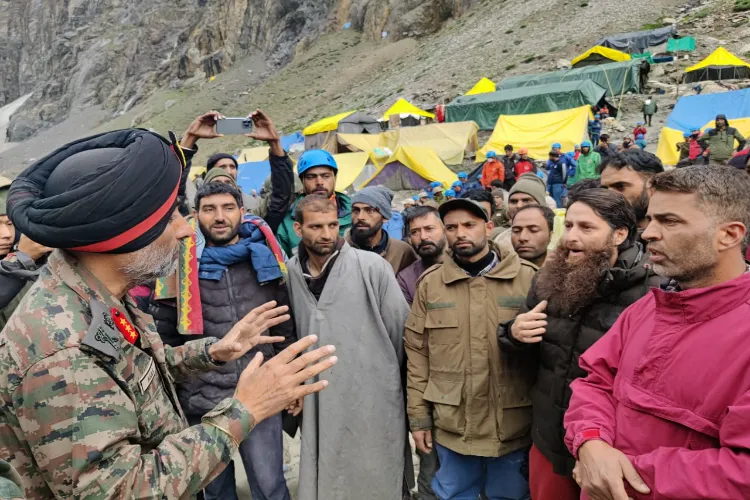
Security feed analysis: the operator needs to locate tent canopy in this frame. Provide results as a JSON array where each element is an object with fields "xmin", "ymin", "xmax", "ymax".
[
  {"xmin": 656, "ymin": 88, "xmax": 750, "ymax": 164},
  {"xmin": 497, "ymin": 60, "xmax": 649, "ymax": 97},
  {"xmin": 361, "ymin": 146, "xmax": 457, "ymax": 191},
  {"xmin": 236, "ymin": 160, "xmax": 271, "ymax": 195},
  {"xmin": 477, "ymin": 106, "xmax": 592, "ymax": 161},
  {"xmin": 572, "ymin": 46, "xmax": 631, "ymax": 68},
  {"xmin": 684, "ymin": 47, "xmax": 750, "ymax": 83},
  {"xmin": 380, "ymin": 98, "xmax": 435, "ymax": 120},
  {"xmin": 445, "ymin": 80, "xmax": 606, "ymax": 130},
  {"xmin": 667, "ymin": 36, "xmax": 696, "ymax": 53},
  {"xmin": 303, "ymin": 111, "xmax": 355, "ymax": 136},
  {"xmin": 337, "ymin": 112, "xmax": 381, "ymax": 135},
  {"xmin": 332, "ymin": 152, "xmax": 374, "ymax": 192},
  {"xmin": 594, "ymin": 25, "xmax": 676, "ymax": 54},
  {"xmin": 237, "ymin": 131, "xmax": 304, "ymax": 163},
  {"xmin": 466, "ymin": 77, "xmax": 496, "ymax": 95},
  {"xmin": 338, "ymin": 121, "xmax": 479, "ymax": 165}
]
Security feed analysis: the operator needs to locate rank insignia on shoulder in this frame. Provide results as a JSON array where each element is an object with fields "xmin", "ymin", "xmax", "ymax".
[
  {"xmin": 82, "ymin": 299, "xmax": 122, "ymax": 362},
  {"xmin": 112, "ymin": 308, "xmax": 139, "ymax": 345}
]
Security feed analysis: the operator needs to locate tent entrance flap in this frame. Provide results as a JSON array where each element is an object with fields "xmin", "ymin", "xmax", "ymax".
[{"xmin": 366, "ymin": 161, "xmax": 431, "ymax": 191}]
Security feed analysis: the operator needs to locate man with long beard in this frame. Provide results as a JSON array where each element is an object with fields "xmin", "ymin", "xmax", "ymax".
[
  {"xmin": 598, "ymin": 149, "xmax": 664, "ymax": 241},
  {"xmin": 0, "ymin": 130, "xmax": 337, "ymax": 499},
  {"xmin": 498, "ymin": 189, "xmax": 662, "ymax": 500},
  {"xmin": 407, "ymin": 198, "xmax": 537, "ymax": 500},
  {"xmin": 347, "ymin": 185, "xmax": 417, "ymax": 274}
]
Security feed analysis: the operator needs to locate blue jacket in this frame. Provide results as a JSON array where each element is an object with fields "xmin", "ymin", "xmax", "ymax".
[
  {"xmin": 588, "ymin": 119, "xmax": 603, "ymax": 135},
  {"xmin": 546, "ymin": 157, "xmax": 572, "ymax": 185}
]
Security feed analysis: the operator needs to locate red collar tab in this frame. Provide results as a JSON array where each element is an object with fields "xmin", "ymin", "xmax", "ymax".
[{"xmin": 111, "ymin": 308, "xmax": 139, "ymax": 345}]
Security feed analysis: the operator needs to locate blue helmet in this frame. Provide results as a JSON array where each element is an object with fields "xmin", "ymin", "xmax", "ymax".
[
  {"xmin": 430, "ymin": 181, "xmax": 442, "ymax": 188},
  {"xmin": 298, "ymin": 149, "xmax": 338, "ymax": 177},
  {"xmin": 683, "ymin": 132, "xmax": 691, "ymax": 138},
  {"xmin": 637, "ymin": 121, "xmax": 644, "ymax": 125},
  {"xmin": 594, "ymin": 114, "xmax": 601, "ymax": 119},
  {"xmin": 581, "ymin": 140, "xmax": 592, "ymax": 148},
  {"xmin": 458, "ymin": 172, "xmax": 468, "ymax": 179},
  {"xmin": 412, "ymin": 195, "xmax": 419, "ymax": 201},
  {"xmin": 574, "ymin": 144, "xmax": 580, "ymax": 149},
  {"xmin": 451, "ymin": 180, "xmax": 463, "ymax": 188},
  {"xmin": 552, "ymin": 142, "xmax": 562, "ymax": 149},
  {"xmin": 486, "ymin": 151, "xmax": 497, "ymax": 158},
  {"xmin": 445, "ymin": 189, "xmax": 456, "ymax": 197}
]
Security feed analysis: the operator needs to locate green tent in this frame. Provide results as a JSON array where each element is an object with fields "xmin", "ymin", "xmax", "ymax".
[
  {"xmin": 445, "ymin": 80, "xmax": 607, "ymax": 130},
  {"xmin": 667, "ymin": 36, "xmax": 696, "ymax": 53},
  {"xmin": 631, "ymin": 52, "xmax": 654, "ymax": 64},
  {"xmin": 497, "ymin": 60, "xmax": 649, "ymax": 98}
]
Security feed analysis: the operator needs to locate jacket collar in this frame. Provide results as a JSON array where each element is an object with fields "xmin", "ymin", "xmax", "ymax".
[
  {"xmin": 441, "ymin": 241, "xmax": 521, "ymax": 284},
  {"xmin": 652, "ymin": 270, "xmax": 750, "ymax": 323},
  {"xmin": 598, "ymin": 243, "xmax": 658, "ymax": 296}
]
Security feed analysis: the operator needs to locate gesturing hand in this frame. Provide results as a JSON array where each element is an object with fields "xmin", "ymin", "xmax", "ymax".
[
  {"xmin": 209, "ymin": 301, "xmax": 290, "ymax": 363},
  {"xmin": 510, "ymin": 300, "xmax": 548, "ymax": 344},
  {"xmin": 235, "ymin": 335, "xmax": 337, "ymax": 423},
  {"xmin": 575, "ymin": 440, "xmax": 650, "ymax": 500}
]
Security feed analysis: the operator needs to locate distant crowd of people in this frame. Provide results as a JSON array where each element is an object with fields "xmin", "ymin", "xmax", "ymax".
[{"xmin": 1, "ymin": 108, "xmax": 750, "ymax": 500}]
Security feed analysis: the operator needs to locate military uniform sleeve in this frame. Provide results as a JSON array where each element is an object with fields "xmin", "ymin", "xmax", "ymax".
[
  {"xmin": 14, "ymin": 347, "xmax": 254, "ymax": 499},
  {"xmin": 164, "ymin": 337, "xmax": 222, "ymax": 383},
  {"xmin": 405, "ymin": 278, "xmax": 432, "ymax": 430}
]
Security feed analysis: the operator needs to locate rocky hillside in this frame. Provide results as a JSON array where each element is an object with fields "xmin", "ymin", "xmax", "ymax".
[{"xmin": 0, "ymin": 0, "xmax": 478, "ymax": 142}]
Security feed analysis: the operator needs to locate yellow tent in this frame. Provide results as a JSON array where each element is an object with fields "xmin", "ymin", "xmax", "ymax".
[
  {"xmin": 466, "ymin": 77, "xmax": 496, "ymax": 95},
  {"xmin": 478, "ymin": 106, "xmax": 592, "ymax": 161},
  {"xmin": 684, "ymin": 47, "xmax": 750, "ymax": 82},
  {"xmin": 360, "ymin": 146, "xmax": 456, "ymax": 190},
  {"xmin": 380, "ymin": 98, "xmax": 435, "ymax": 120},
  {"xmin": 188, "ymin": 166, "xmax": 206, "ymax": 181},
  {"xmin": 236, "ymin": 147, "xmax": 269, "ymax": 163},
  {"xmin": 338, "ymin": 121, "xmax": 479, "ymax": 166},
  {"xmin": 303, "ymin": 111, "xmax": 356, "ymax": 136},
  {"xmin": 332, "ymin": 152, "xmax": 373, "ymax": 191},
  {"xmin": 571, "ymin": 46, "xmax": 630, "ymax": 67}
]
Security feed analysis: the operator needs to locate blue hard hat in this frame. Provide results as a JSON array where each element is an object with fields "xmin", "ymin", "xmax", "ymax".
[
  {"xmin": 486, "ymin": 151, "xmax": 497, "ymax": 158},
  {"xmin": 595, "ymin": 114, "xmax": 601, "ymax": 119},
  {"xmin": 430, "ymin": 181, "xmax": 442, "ymax": 188},
  {"xmin": 637, "ymin": 134, "xmax": 644, "ymax": 140},
  {"xmin": 637, "ymin": 121, "xmax": 644, "ymax": 125},
  {"xmin": 298, "ymin": 149, "xmax": 338, "ymax": 177},
  {"xmin": 458, "ymin": 172, "xmax": 468, "ymax": 179},
  {"xmin": 552, "ymin": 142, "xmax": 562, "ymax": 149},
  {"xmin": 445, "ymin": 189, "xmax": 456, "ymax": 197},
  {"xmin": 574, "ymin": 144, "xmax": 580, "ymax": 149},
  {"xmin": 451, "ymin": 180, "xmax": 463, "ymax": 188},
  {"xmin": 683, "ymin": 132, "xmax": 691, "ymax": 138},
  {"xmin": 581, "ymin": 140, "xmax": 592, "ymax": 148},
  {"xmin": 412, "ymin": 195, "xmax": 419, "ymax": 201}
]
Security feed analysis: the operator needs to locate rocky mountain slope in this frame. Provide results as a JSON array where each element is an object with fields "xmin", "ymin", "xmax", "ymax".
[{"xmin": 0, "ymin": 0, "xmax": 478, "ymax": 142}]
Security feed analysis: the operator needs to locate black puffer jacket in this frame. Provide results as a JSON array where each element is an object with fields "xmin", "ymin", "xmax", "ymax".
[
  {"xmin": 138, "ymin": 262, "xmax": 295, "ymax": 418},
  {"xmin": 498, "ymin": 243, "xmax": 662, "ymax": 475}
]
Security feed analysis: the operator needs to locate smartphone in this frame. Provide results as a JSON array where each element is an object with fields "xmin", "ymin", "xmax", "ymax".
[{"xmin": 216, "ymin": 117, "xmax": 254, "ymax": 135}]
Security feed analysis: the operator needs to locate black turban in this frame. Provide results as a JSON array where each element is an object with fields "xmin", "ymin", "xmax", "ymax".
[{"xmin": 7, "ymin": 129, "xmax": 186, "ymax": 254}]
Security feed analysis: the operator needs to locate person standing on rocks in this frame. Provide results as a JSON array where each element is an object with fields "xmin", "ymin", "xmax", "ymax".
[
  {"xmin": 499, "ymin": 189, "xmax": 660, "ymax": 500},
  {"xmin": 588, "ymin": 114, "xmax": 603, "ymax": 146},
  {"xmin": 641, "ymin": 95, "xmax": 657, "ymax": 126},
  {"xmin": 287, "ymin": 195, "xmax": 410, "ymax": 500},
  {"xmin": 346, "ymin": 186, "xmax": 418, "ymax": 274},
  {"xmin": 501, "ymin": 144, "xmax": 520, "ymax": 190},
  {"xmin": 698, "ymin": 113, "xmax": 746, "ymax": 164},
  {"xmin": 545, "ymin": 151, "xmax": 570, "ymax": 209},
  {"xmin": 406, "ymin": 198, "xmax": 537, "ymax": 500}
]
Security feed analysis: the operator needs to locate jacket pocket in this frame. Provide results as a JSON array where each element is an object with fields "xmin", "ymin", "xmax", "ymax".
[
  {"xmin": 497, "ymin": 385, "xmax": 532, "ymax": 442},
  {"xmin": 405, "ymin": 312, "xmax": 426, "ymax": 349},
  {"xmin": 424, "ymin": 371, "xmax": 465, "ymax": 435},
  {"xmin": 425, "ymin": 308, "xmax": 459, "ymax": 344}
]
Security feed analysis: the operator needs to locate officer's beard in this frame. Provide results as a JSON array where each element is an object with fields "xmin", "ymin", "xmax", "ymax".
[{"xmin": 119, "ymin": 238, "xmax": 180, "ymax": 287}]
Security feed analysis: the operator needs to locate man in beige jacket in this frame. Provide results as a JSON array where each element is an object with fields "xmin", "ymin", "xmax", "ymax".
[{"xmin": 405, "ymin": 198, "xmax": 537, "ymax": 500}]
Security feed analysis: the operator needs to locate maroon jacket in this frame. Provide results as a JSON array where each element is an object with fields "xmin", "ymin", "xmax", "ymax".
[{"xmin": 396, "ymin": 259, "xmax": 428, "ymax": 306}]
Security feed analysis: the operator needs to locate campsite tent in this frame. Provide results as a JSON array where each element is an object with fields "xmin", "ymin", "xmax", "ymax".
[
  {"xmin": 338, "ymin": 121, "xmax": 479, "ymax": 165},
  {"xmin": 655, "ymin": 88, "xmax": 750, "ymax": 165},
  {"xmin": 477, "ymin": 105, "xmax": 592, "ymax": 161},
  {"xmin": 303, "ymin": 111, "xmax": 380, "ymax": 152},
  {"xmin": 571, "ymin": 46, "xmax": 631, "ymax": 68},
  {"xmin": 360, "ymin": 146, "xmax": 457, "ymax": 191},
  {"xmin": 667, "ymin": 36, "xmax": 696, "ymax": 53},
  {"xmin": 466, "ymin": 78, "xmax": 496, "ymax": 95},
  {"xmin": 380, "ymin": 98, "xmax": 435, "ymax": 127},
  {"xmin": 445, "ymin": 80, "xmax": 607, "ymax": 130},
  {"xmin": 684, "ymin": 47, "xmax": 750, "ymax": 83},
  {"xmin": 497, "ymin": 60, "xmax": 649, "ymax": 97},
  {"xmin": 594, "ymin": 25, "xmax": 676, "ymax": 54}
]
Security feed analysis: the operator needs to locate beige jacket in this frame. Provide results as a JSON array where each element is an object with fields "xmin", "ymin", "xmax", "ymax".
[{"xmin": 405, "ymin": 242, "xmax": 537, "ymax": 458}]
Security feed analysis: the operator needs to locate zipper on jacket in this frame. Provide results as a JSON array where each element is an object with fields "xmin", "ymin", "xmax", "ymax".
[{"xmin": 224, "ymin": 270, "xmax": 242, "ymax": 379}]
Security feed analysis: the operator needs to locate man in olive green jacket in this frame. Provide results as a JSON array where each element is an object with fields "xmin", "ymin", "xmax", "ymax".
[
  {"xmin": 405, "ymin": 198, "xmax": 537, "ymax": 500},
  {"xmin": 699, "ymin": 114, "xmax": 746, "ymax": 163}
]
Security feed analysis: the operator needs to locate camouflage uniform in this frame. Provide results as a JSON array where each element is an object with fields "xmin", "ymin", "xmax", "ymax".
[{"xmin": 0, "ymin": 250, "xmax": 255, "ymax": 499}]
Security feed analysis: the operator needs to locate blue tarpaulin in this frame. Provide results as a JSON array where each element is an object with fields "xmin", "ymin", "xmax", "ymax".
[
  {"xmin": 281, "ymin": 131, "xmax": 304, "ymax": 152},
  {"xmin": 383, "ymin": 211, "xmax": 404, "ymax": 240},
  {"xmin": 665, "ymin": 88, "xmax": 750, "ymax": 131},
  {"xmin": 236, "ymin": 160, "xmax": 271, "ymax": 195}
]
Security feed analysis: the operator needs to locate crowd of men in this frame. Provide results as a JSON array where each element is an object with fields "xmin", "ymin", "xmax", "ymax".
[{"xmin": 0, "ymin": 108, "xmax": 750, "ymax": 500}]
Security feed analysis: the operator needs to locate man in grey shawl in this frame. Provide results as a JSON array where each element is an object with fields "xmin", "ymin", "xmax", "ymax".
[{"xmin": 287, "ymin": 195, "xmax": 411, "ymax": 500}]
